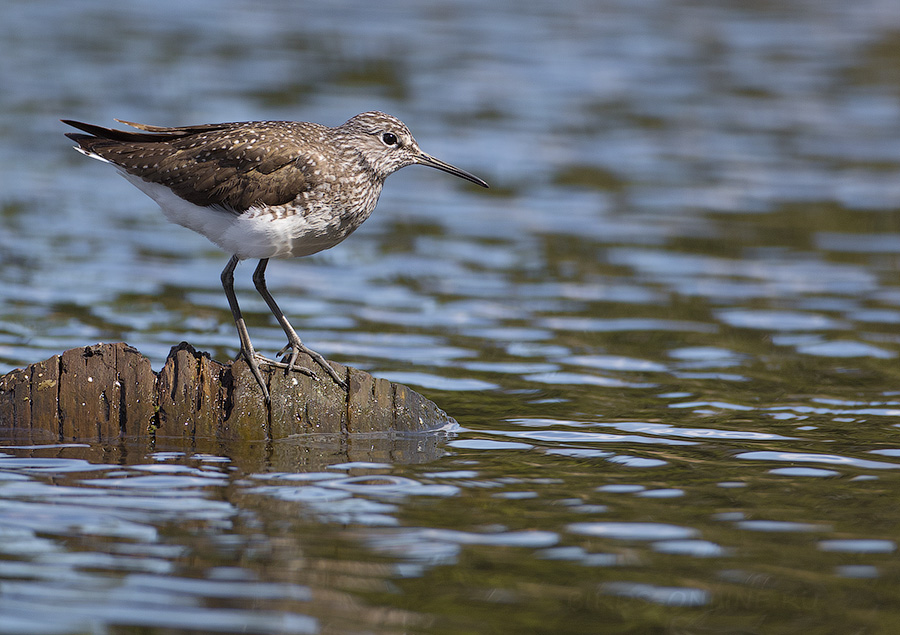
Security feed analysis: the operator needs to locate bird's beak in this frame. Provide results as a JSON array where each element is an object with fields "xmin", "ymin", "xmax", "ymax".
[{"xmin": 417, "ymin": 152, "xmax": 489, "ymax": 188}]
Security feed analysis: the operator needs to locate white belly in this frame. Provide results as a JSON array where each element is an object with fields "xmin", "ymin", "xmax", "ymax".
[{"xmin": 121, "ymin": 173, "xmax": 375, "ymax": 260}]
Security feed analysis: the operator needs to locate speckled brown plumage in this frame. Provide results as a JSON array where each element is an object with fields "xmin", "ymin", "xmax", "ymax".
[{"xmin": 64, "ymin": 119, "xmax": 336, "ymax": 212}]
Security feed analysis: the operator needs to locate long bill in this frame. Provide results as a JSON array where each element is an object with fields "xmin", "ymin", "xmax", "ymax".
[{"xmin": 417, "ymin": 153, "xmax": 490, "ymax": 188}]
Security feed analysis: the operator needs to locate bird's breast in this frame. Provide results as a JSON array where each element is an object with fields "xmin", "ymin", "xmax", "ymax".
[{"xmin": 229, "ymin": 177, "xmax": 384, "ymax": 259}]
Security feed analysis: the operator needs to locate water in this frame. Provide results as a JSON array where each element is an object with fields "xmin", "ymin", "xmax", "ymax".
[{"xmin": 2, "ymin": 0, "xmax": 900, "ymax": 632}]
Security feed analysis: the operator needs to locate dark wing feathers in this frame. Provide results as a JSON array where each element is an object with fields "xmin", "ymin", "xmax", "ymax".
[
  {"xmin": 62, "ymin": 119, "xmax": 214, "ymax": 143},
  {"xmin": 63, "ymin": 119, "xmax": 322, "ymax": 212},
  {"xmin": 114, "ymin": 119, "xmax": 233, "ymax": 134}
]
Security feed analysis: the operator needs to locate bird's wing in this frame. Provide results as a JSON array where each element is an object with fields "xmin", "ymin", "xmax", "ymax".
[{"xmin": 63, "ymin": 120, "xmax": 325, "ymax": 212}]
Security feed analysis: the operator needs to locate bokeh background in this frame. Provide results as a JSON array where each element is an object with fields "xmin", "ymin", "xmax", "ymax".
[{"xmin": 3, "ymin": 1, "xmax": 900, "ymax": 633}]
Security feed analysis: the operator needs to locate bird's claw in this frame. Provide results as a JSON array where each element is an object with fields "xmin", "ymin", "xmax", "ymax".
[
  {"xmin": 278, "ymin": 341, "xmax": 348, "ymax": 391},
  {"xmin": 237, "ymin": 348, "xmax": 271, "ymax": 404},
  {"xmin": 258, "ymin": 352, "xmax": 317, "ymax": 379},
  {"xmin": 236, "ymin": 343, "xmax": 348, "ymax": 398}
]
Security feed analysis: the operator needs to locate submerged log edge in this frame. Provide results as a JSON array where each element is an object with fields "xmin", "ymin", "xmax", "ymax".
[{"xmin": 0, "ymin": 342, "xmax": 455, "ymax": 442}]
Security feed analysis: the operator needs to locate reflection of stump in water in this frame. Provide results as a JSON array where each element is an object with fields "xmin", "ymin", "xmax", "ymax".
[{"xmin": 0, "ymin": 342, "xmax": 455, "ymax": 448}]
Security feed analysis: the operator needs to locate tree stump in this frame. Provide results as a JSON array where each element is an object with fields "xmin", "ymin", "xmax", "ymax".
[{"xmin": 0, "ymin": 342, "xmax": 456, "ymax": 443}]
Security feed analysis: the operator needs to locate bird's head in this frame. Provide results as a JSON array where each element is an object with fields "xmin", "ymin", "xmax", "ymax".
[{"xmin": 338, "ymin": 111, "xmax": 489, "ymax": 188}]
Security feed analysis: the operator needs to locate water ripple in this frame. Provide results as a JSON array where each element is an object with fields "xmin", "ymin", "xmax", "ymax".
[
  {"xmin": 486, "ymin": 428, "xmax": 696, "ymax": 446},
  {"xmin": 717, "ymin": 309, "xmax": 846, "ymax": 331},
  {"xmin": 568, "ymin": 522, "xmax": 698, "ymax": 541},
  {"xmin": 652, "ymin": 540, "xmax": 727, "ymax": 557},
  {"xmin": 0, "ymin": 457, "xmax": 112, "ymax": 473},
  {"xmin": 769, "ymin": 467, "xmax": 840, "ymax": 477},
  {"xmin": 795, "ymin": 340, "xmax": 896, "ymax": 358},
  {"xmin": 540, "ymin": 317, "xmax": 717, "ymax": 333},
  {"xmin": 0, "ymin": 499, "xmax": 158, "ymax": 542},
  {"xmin": 375, "ymin": 371, "xmax": 499, "ymax": 391},
  {"xmin": 321, "ymin": 475, "xmax": 460, "ymax": 498},
  {"xmin": 818, "ymin": 539, "xmax": 896, "ymax": 553},
  {"xmin": 736, "ymin": 520, "xmax": 831, "ymax": 533},
  {"xmin": 562, "ymin": 354, "xmax": 668, "ymax": 372},
  {"xmin": 524, "ymin": 372, "xmax": 656, "ymax": 388},
  {"xmin": 601, "ymin": 581, "xmax": 710, "ymax": 607},
  {"xmin": 736, "ymin": 451, "xmax": 900, "ymax": 470},
  {"xmin": 448, "ymin": 439, "xmax": 534, "ymax": 450},
  {"xmin": 602, "ymin": 421, "xmax": 797, "ymax": 441}
]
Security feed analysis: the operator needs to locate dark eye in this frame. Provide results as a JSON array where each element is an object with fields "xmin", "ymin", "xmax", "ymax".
[{"xmin": 381, "ymin": 132, "xmax": 398, "ymax": 146}]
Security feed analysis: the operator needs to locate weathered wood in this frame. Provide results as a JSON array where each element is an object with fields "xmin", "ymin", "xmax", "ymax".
[
  {"xmin": 347, "ymin": 367, "xmax": 394, "ymax": 434},
  {"xmin": 222, "ymin": 356, "xmax": 269, "ymax": 441},
  {"xmin": 28, "ymin": 355, "xmax": 59, "ymax": 442},
  {"xmin": 0, "ymin": 367, "xmax": 31, "ymax": 443},
  {"xmin": 117, "ymin": 344, "xmax": 157, "ymax": 438},
  {"xmin": 156, "ymin": 342, "xmax": 228, "ymax": 441},
  {"xmin": 0, "ymin": 342, "xmax": 456, "ymax": 444}
]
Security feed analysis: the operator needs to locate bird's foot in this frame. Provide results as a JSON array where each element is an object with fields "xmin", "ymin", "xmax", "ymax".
[
  {"xmin": 256, "ymin": 354, "xmax": 316, "ymax": 379},
  {"xmin": 276, "ymin": 340, "xmax": 348, "ymax": 391}
]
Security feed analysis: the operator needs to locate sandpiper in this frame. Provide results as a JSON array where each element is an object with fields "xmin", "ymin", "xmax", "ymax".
[{"xmin": 63, "ymin": 112, "xmax": 489, "ymax": 401}]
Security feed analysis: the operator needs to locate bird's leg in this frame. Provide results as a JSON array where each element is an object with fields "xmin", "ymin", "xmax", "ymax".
[
  {"xmin": 221, "ymin": 255, "xmax": 270, "ymax": 402},
  {"xmin": 252, "ymin": 259, "xmax": 348, "ymax": 390}
]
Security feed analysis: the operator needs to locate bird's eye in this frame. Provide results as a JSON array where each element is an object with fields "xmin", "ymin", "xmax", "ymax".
[{"xmin": 381, "ymin": 132, "xmax": 398, "ymax": 146}]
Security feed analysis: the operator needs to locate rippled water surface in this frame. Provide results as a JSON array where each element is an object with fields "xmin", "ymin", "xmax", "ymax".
[{"xmin": 3, "ymin": 0, "xmax": 900, "ymax": 633}]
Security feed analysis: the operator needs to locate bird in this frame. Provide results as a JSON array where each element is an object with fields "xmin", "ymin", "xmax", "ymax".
[{"xmin": 62, "ymin": 111, "xmax": 489, "ymax": 402}]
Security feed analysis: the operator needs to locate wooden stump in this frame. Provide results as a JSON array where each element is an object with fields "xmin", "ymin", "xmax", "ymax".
[{"xmin": 0, "ymin": 342, "xmax": 456, "ymax": 443}]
